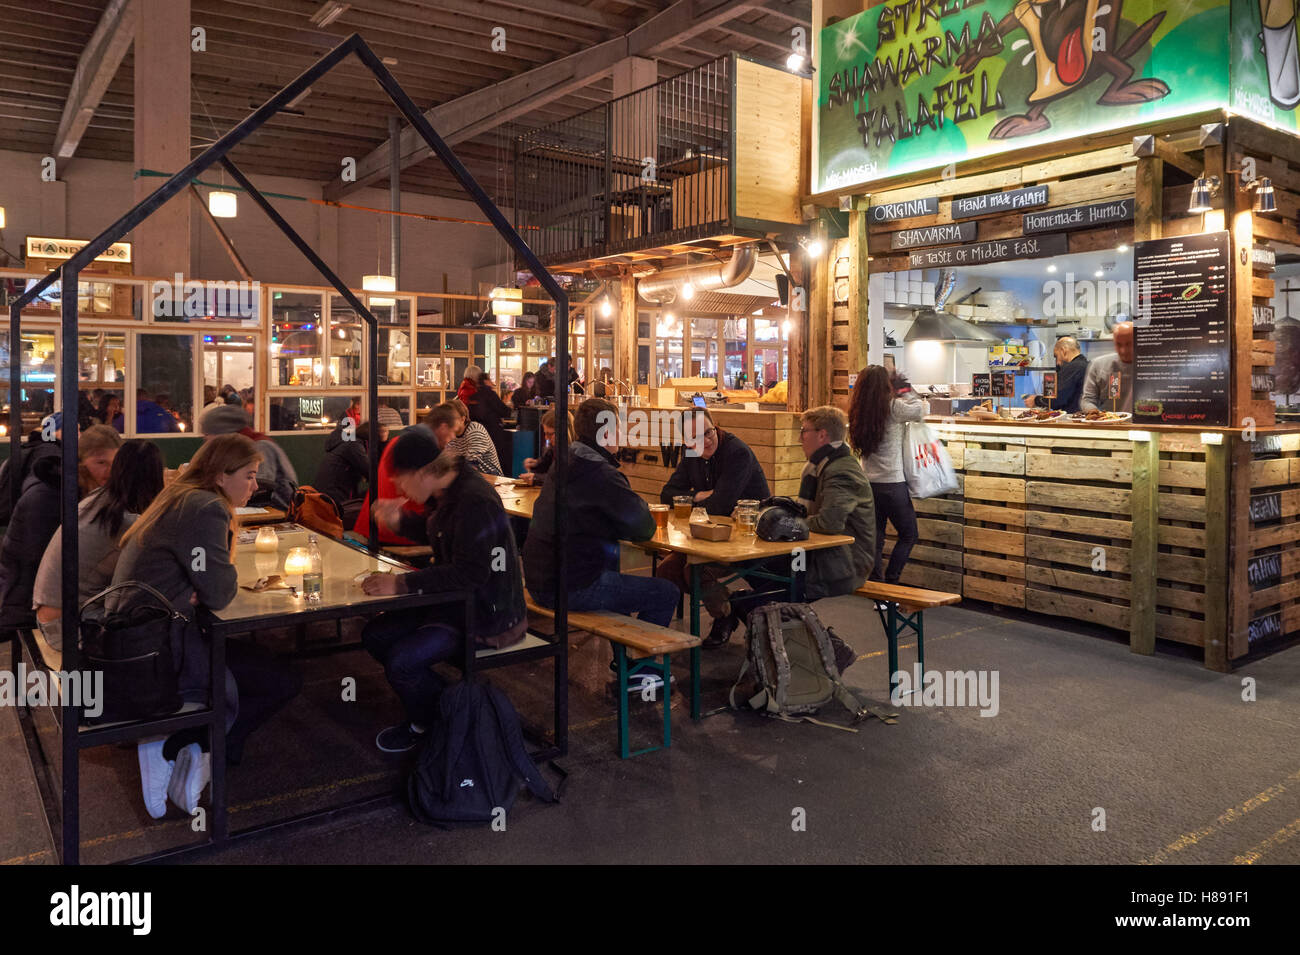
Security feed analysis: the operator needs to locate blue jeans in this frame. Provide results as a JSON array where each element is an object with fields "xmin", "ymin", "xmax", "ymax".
[
  {"xmin": 362, "ymin": 606, "xmax": 463, "ymax": 727},
  {"xmin": 532, "ymin": 570, "xmax": 679, "ymax": 628}
]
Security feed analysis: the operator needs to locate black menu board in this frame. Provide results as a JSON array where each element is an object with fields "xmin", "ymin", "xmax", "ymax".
[
  {"xmin": 990, "ymin": 371, "xmax": 1015, "ymax": 398},
  {"xmin": 1131, "ymin": 232, "xmax": 1231, "ymax": 427},
  {"xmin": 1043, "ymin": 372, "xmax": 1058, "ymax": 399},
  {"xmin": 972, "ymin": 373, "xmax": 991, "ymax": 397}
]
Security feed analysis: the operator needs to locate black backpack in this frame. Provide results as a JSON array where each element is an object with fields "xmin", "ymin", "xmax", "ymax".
[{"xmin": 408, "ymin": 682, "xmax": 561, "ymax": 828}]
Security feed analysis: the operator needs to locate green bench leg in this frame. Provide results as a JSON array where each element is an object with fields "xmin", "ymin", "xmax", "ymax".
[
  {"xmin": 615, "ymin": 645, "xmax": 630, "ymax": 759},
  {"xmin": 887, "ymin": 603, "xmax": 901, "ymax": 696},
  {"xmin": 690, "ymin": 646, "xmax": 701, "ymax": 720},
  {"xmin": 660, "ymin": 654, "xmax": 672, "ymax": 750},
  {"xmin": 689, "ymin": 563, "xmax": 702, "ymax": 638},
  {"xmin": 615, "ymin": 649, "xmax": 679, "ymax": 759}
]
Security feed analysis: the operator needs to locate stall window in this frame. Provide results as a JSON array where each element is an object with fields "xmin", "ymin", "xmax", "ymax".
[
  {"xmin": 377, "ymin": 395, "xmax": 410, "ymax": 428},
  {"xmin": 268, "ymin": 395, "xmax": 354, "ymax": 431},
  {"xmin": 136, "ymin": 334, "xmax": 192, "ymax": 433},
  {"xmin": 751, "ymin": 318, "xmax": 787, "ymax": 391},
  {"xmin": 79, "ymin": 332, "xmax": 127, "ymax": 431},
  {"xmin": 12, "ymin": 277, "xmax": 142, "ymax": 322},
  {"xmin": 150, "ymin": 278, "xmax": 259, "ymax": 326},
  {"xmin": 328, "ymin": 296, "xmax": 363, "ymax": 388},
  {"xmin": 689, "ymin": 318, "xmax": 718, "ymax": 378},
  {"xmin": 201, "ymin": 333, "xmax": 255, "ymax": 415},
  {"xmin": 270, "ymin": 291, "xmax": 325, "ymax": 386},
  {"xmin": 655, "ymin": 313, "xmax": 684, "ymax": 381},
  {"xmin": 723, "ymin": 318, "xmax": 748, "ymax": 390},
  {"xmin": 416, "ymin": 331, "xmax": 446, "ymax": 396},
  {"xmin": 0, "ymin": 328, "xmax": 58, "ymax": 436},
  {"xmin": 498, "ymin": 334, "xmax": 524, "ymax": 392},
  {"xmin": 374, "ymin": 298, "xmax": 413, "ymax": 386}
]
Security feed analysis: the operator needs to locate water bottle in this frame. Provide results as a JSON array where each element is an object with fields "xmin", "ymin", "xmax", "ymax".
[{"xmin": 304, "ymin": 534, "xmax": 323, "ymax": 602}]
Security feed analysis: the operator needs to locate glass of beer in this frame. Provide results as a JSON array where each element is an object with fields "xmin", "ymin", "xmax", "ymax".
[
  {"xmin": 673, "ymin": 495, "xmax": 693, "ymax": 519},
  {"xmin": 734, "ymin": 499, "xmax": 761, "ymax": 538},
  {"xmin": 650, "ymin": 504, "xmax": 670, "ymax": 537}
]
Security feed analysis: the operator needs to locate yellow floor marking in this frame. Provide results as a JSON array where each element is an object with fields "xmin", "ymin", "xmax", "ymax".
[
  {"xmin": 1233, "ymin": 816, "xmax": 1300, "ymax": 864},
  {"xmin": 1141, "ymin": 766, "xmax": 1300, "ymax": 864}
]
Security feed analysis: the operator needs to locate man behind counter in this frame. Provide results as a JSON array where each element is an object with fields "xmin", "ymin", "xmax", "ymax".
[
  {"xmin": 1080, "ymin": 321, "xmax": 1134, "ymax": 413},
  {"xmin": 1024, "ymin": 336, "xmax": 1088, "ymax": 412}
]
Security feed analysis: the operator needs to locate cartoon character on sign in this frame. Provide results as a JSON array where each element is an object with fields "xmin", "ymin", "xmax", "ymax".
[
  {"xmin": 1258, "ymin": 0, "xmax": 1300, "ymax": 109},
  {"xmin": 956, "ymin": 0, "xmax": 1170, "ymax": 139}
]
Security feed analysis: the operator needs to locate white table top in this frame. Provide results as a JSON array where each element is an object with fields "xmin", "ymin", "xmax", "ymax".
[{"xmin": 209, "ymin": 524, "xmax": 428, "ymax": 625}]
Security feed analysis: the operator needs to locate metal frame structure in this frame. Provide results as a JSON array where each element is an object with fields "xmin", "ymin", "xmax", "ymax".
[{"xmin": 6, "ymin": 33, "xmax": 571, "ymax": 865}]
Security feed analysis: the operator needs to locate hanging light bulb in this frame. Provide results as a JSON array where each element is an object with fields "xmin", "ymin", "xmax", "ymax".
[
  {"xmin": 363, "ymin": 273, "xmax": 396, "ymax": 307},
  {"xmin": 681, "ymin": 282, "xmax": 695, "ymax": 300},
  {"xmin": 600, "ymin": 296, "xmax": 613, "ymax": 318},
  {"xmin": 208, "ymin": 190, "xmax": 238, "ymax": 218},
  {"xmin": 489, "ymin": 286, "xmax": 523, "ymax": 317},
  {"xmin": 0, "ymin": 206, "xmax": 7, "ymax": 229}
]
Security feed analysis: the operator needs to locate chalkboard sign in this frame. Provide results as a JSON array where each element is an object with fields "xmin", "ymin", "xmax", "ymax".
[
  {"xmin": 1250, "ymin": 492, "xmax": 1282, "ymax": 523},
  {"xmin": 1043, "ymin": 371, "xmax": 1058, "ymax": 399},
  {"xmin": 952, "ymin": 185, "xmax": 1049, "ymax": 220},
  {"xmin": 1132, "ymin": 232, "xmax": 1231, "ymax": 426},
  {"xmin": 909, "ymin": 233, "xmax": 1067, "ymax": 269},
  {"xmin": 1253, "ymin": 305, "xmax": 1275, "ymax": 331},
  {"xmin": 972, "ymin": 373, "xmax": 991, "ymax": 397},
  {"xmin": 869, "ymin": 197, "xmax": 938, "ymax": 223},
  {"xmin": 1022, "ymin": 198, "xmax": 1133, "ymax": 234},
  {"xmin": 1247, "ymin": 553, "xmax": 1282, "ymax": 590},
  {"xmin": 991, "ymin": 371, "xmax": 1015, "ymax": 398},
  {"xmin": 890, "ymin": 221, "xmax": 976, "ymax": 250},
  {"xmin": 1248, "ymin": 611, "xmax": 1283, "ymax": 645}
]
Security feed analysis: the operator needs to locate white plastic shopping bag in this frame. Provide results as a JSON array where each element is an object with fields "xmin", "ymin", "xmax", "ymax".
[{"xmin": 902, "ymin": 422, "xmax": 958, "ymax": 499}]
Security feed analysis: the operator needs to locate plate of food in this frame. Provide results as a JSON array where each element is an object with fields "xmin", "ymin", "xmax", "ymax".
[
  {"xmin": 1065, "ymin": 410, "xmax": 1132, "ymax": 424},
  {"xmin": 1014, "ymin": 408, "xmax": 1065, "ymax": 423},
  {"xmin": 967, "ymin": 399, "xmax": 1000, "ymax": 420}
]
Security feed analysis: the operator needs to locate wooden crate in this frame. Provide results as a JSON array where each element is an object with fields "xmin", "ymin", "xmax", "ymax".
[
  {"xmin": 671, "ymin": 166, "xmax": 728, "ymax": 230},
  {"xmin": 961, "ymin": 438, "xmax": 1027, "ymax": 608}
]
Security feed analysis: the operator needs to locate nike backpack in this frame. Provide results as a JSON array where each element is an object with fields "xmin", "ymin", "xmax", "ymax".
[
  {"xmin": 730, "ymin": 602, "xmax": 868, "ymax": 729},
  {"xmin": 408, "ymin": 682, "xmax": 560, "ymax": 828}
]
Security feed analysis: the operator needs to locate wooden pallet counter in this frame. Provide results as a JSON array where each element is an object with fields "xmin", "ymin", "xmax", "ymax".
[
  {"xmin": 618, "ymin": 406, "xmax": 803, "ymax": 505},
  {"xmin": 880, "ymin": 418, "xmax": 1261, "ymax": 668}
]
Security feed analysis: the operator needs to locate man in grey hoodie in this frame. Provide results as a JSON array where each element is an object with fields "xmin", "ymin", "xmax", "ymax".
[{"xmin": 198, "ymin": 404, "xmax": 298, "ymax": 509}]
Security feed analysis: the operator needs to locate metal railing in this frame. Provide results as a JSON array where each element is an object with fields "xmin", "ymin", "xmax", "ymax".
[{"xmin": 514, "ymin": 55, "xmax": 733, "ymax": 267}]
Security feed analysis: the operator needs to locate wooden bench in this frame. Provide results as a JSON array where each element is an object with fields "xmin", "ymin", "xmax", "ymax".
[
  {"xmin": 524, "ymin": 592, "xmax": 701, "ymax": 759},
  {"xmin": 856, "ymin": 581, "xmax": 961, "ymax": 694}
]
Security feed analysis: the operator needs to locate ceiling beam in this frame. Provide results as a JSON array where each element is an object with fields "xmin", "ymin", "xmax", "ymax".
[
  {"xmin": 52, "ymin": 0, "xmax": 134, "ymax": 167},
  {"xmin": 718, "ymin": 18, "xmax": 794, "ymax": 54},
  {"xmin": 325, "ymin": 0, "xmax": 757, "ymax": 200}
]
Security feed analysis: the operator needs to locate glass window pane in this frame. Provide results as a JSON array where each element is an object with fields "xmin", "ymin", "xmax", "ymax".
[
  {"xmin": 137, "ymin": 334, "xmax": 192, "ymax": 433},
  {"xmin": 377, "ymin": 395, "xmax": 410, "ymax": 428},
  {"xmin": 78, "ymin": 332, "xmax": 127, "ymax": 431},
  {"xmin": 0, "ymin": 328, "xmax": 58, "ymax": 435},
  {"xmin": 416, "ymin": 355, "xmax": 446, "ymax": 390},
  {"xmin": 416, "ymin": 391, "xmax": 441, "ymax": 420},
  {"xmin": 499, "ymin": 353, "xmax": 524, "ymax": 392},
  {"xmin": 417, "ymin": 331, "xmax": 441, "ymax": 355},
  {"xmin": 444, "ymin": 332, "xmax": 469, "ymax": 352},
  {"xmin": 689, "ymin": 318, "xmax": 717, "ymax": 378},
  {"xmin": 723, "ymin": 318, "xmax": 748, "ymax": 390},
  {"xmin": 201, "ymin": 333, "xmax": 256, "ymax": 414},
  {"xmin": 269, "ymin": 394, "xmax": 354, "ymax": 431},
  {"xmin": 150, "ymin": 279, "xmax": 260, "ymax": 325},
  {"xmin": 328, "ymin": 296, "xmax": 363, "ymax": 388},
  {"xmin": 270, "ymin": 291, "xmax": 324, "ymax": 386},
  {"xmin": 8, "ymin": 278, "xmax": 143, "ymax": 321}
]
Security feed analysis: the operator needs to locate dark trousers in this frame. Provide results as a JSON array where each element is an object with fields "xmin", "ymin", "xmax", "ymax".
[
  {"xmin": 165, "ymin": 641, "xmax": 302, "ymax": 765},
  {"xmin": 870, "ymin": 481, "xmax": 918, "ymax": 585},
  {"xmin": 361, "ymin": 605, "xmax": 464, "ymax": 728},
  {"xmin": 532, "ymin": 569, "xmax": 679, "ymax": 628}
]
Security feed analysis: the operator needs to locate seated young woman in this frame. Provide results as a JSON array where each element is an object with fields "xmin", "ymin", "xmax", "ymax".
[
  {"xmin": 360, "ymin": 434, "xmax": 526, "ymax": 753},
  {"xmin": 31, "ymin": 439, "xmax": 166, "ymax": 648},
  {"xmin": 428, "ymin": 399, "xmax": 502, "ymax": 476},
  {"xmin": 516, "ymin": 409, "xmax": 572, "ymax": 487},
  {"xmin": 110, "ymin": 433, "xmax": 301, "ymax": 820},
  {"xmin": 0, "ymin": 423, "xmax": 122, "ymax": 631}
]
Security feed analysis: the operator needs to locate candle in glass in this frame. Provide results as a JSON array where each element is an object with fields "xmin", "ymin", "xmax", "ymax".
[
  {"xmin": 284, "ymin": 547, "xmax": 311, "ymax": 591},
  {"xmin": 255, "ymin": 526, "xmax": 278, "ymax": 552}
]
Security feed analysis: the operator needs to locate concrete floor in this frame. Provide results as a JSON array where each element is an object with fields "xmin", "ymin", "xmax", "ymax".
[{"xmin": 3, "ymin": 587, "xmax": 1299, "ymax": 865}]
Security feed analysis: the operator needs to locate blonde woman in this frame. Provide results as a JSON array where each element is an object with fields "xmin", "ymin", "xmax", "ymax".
[{"xmin": 112, "ymin": 434, "xmax": 301, "ymax": 820}]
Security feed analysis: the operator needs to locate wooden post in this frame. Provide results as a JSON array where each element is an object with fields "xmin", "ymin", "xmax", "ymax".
[
  {"xmin": 133, "ymin": 0, "xmax": 191, "ymax": 277},
  {"xmin": 617, "ymin": 273, "xmax": 637, "ymax": 387},
  {"xmin": 1203, "ymin": 439, "xmax": 1230, "ymax": 671},
  {"xmin": 1226, "ymin": 436, "xmax": 1253, "ymax": 663},
  {"xmin": 790, "ymin": 224, "xmax": 816, "ymax": 411},
  {"xmin": 1129, "ymin": 435, "xmax": 1160, "ymax": 655},
  {"xmin": 807, "ymin": 237, "xmax": 830, "ymax": 408},
  {"xmin": 849, "ymin": 205, "xmax": 869, "ymax": 377},
  {"xmin": 1134, "ymin": 156, "xmax": 1163, "ymax": 242}
]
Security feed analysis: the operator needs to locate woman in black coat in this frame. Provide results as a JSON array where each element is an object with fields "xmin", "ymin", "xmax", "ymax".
[
  {"xmin": 360, "ymin": 434, "xmax": 527, "ymax": 752},
  {"xmin": 466, "ymin": 373, "xmax": 513, "ymax": 478}
]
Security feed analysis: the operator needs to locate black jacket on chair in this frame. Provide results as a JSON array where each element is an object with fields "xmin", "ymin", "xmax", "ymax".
[
  {"xmin": 467, "ymin": 382, "xmax": 513, "ymax": 477},
  {"xmin": 314, "ymin": 425, "xmax": 369, "ymax": 508},
  {"xmin": 659, "ymin": 428, "xmax": 770, "ymax": 516}
]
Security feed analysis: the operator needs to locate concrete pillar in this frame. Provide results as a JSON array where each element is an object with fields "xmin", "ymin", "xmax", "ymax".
[{"xmin": 133, "ymin": 0, "xmax": 191, "ymax": 277}]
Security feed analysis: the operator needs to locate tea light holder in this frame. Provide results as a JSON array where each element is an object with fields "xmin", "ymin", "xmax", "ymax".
[
  {"xmin": 255, "ymin": 526, "xmax": 279, "ymax": 552},
  {"xmin": 284, "ymin": 547, "xmax": 311, "ymax": 591}
]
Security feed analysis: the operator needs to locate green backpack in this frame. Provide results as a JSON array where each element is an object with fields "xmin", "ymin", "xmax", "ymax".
[{"xmin": 729, "ymin": 602, "xmax": 870, "ymax": 731}]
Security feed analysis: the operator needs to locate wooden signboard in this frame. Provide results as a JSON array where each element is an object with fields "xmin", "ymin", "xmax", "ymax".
[
  {"xmin": 1248, "ymin": 611, "xmax": 1283, "ymax": 645},
  {"xmin": 909, "ymin": 233, "xmax": 1066, "ymax": 269},
  {"xmin": 868, "ymin": 196, "xmax": 938, "ymax": 223},
  {"xmin": 1247, "ymin": 553, "xmax": 1282, "ymax": 590},
  {"xmin": 952, "ymin": 185, "xmax": 1048, "ymax": 220},
  {"xmin": 972, "ymin": 373, "xmax": 991, "ymax": 397},
  {"xmin": 1021, "ymin": 198, "xmax": 1134, "ymax": 234},
  {"xmin": 1250, "ymin": 492, "xmax": 1282, "ymax": 523},
  {"xmin": 1043, "ymin": 371, "xmax": 1058, "ymax": 399},
  {"xmin": 890, "ymin": 221, "xmax": 976, "ymax": 250}
]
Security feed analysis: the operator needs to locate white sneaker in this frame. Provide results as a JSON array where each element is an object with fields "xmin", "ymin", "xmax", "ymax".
[
  {"xmin": 137, "ymin": 741, "xmax": 174, "ymax": 820},
  {"xmin": 167, "ymin": 743, "xmax": 211, "ymax": 815}
]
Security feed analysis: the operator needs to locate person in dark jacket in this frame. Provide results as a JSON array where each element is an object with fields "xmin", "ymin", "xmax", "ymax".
[
  {"xmin": 0, "ymin": 427, "xmax": 61, "ymax": 525},
  {"xmin": 314, "ymin": 420, "xmax": 383, "ymax": 514},
  {"xmin": 0, "ymin": 424, "xmax": 122, "ymax": 628},
  {"xmin": 534, "ymin": 360, "xmax": 556, "ymax": 401},
  {"xmin": 656, "ymin": 409, "xmax": 770, "ymax": 646},
  {"xmin": 511, "ymin": 372, "xmax": 536, "ymax": 410},
  {"xmin": 467, "ymin": 372, "xmax": 513, "ymax": 476},
  {"xmin": 1025, "ymin": 337, "xmax": 1088, "ymax": 412},
  {"xmin": 523, "ymin": 398, "xmax": 678, "ymax": 627},
  {"xmin": 361, "ymin": 434, "xmax": 526, "ymax": 752},
  {"xmin": 517, "ymin": 409, "xmax": 572, "ymax": 487}
]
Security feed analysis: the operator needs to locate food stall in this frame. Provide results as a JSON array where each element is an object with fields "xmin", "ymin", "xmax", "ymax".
[{"xmin": 801, "ymin": 0, "xmax": 1300, "ymax": 668}]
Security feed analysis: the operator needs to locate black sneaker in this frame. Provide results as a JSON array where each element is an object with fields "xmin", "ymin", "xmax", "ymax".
[
  {"xmin": 702, "ymin": 611, "xmax": 741, "ymax": 648},
  {"xmin": 376, "ymin": 723, "xmax": 426, "ymax": 753}
]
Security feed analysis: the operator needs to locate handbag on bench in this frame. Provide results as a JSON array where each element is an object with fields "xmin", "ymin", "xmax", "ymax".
[{"xmin": 79, "ymin": 581, "xmax": 188, "ymax": 724}]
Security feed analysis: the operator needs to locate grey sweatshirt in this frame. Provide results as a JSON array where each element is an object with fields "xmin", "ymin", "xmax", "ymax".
[
  {"xmin": 860, "ymin": 394, "xmax": 930, "ymax": 484},
  {"xmin": 1080, "ymin": 353, "xmax": 1133, "ymax": 413}
]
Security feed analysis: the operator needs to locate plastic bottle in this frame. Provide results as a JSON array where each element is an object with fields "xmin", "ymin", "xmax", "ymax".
[{"xmin": 304, "ymin": 534, "xmax": 323, "ymax": 602}]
